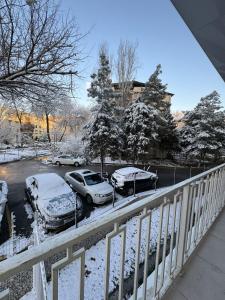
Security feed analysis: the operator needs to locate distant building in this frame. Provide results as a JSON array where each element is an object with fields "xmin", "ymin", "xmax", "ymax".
[
  {"xmin": 0, "ymin": 105, "xmax": 88, "ymax": 143},
  {"xmin": 172, "ymin": 111, "xmax": 186, "ymax": 128},
  {"xmin": 112, "ymin": 80, "xmax": 174, "ymax": 107}
]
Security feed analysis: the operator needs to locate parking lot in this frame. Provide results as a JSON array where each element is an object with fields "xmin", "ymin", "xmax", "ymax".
[{"xmin": 0, "ymin": 158, "xmax": 206, "ymax": 245}]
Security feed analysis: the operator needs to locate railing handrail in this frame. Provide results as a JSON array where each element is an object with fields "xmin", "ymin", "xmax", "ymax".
[{"xmin": 0, "ymin": 163, "xmax": 224, "ymax": 282}]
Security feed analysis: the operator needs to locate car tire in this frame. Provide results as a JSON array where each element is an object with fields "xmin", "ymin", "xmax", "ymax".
[
  {"xmin": 56, "ymin": 161, "xmax": 61, "ymax": 166},
  {"xmin": 86, "ymin": 194, "xmax": 93, "ymax": 204},
  {"xmin": 127, "ymin": 187, "xmax": 134, "ymax": 196},
  {"xmin": 66, "ymin": 181, "xmax": 73, "ymax": 189},
  {"xmin": 74, "ymin": 162, "xmax": 79, "ymax": 167}
]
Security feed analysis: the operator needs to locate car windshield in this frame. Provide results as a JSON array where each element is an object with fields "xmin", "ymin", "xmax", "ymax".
[{"xmin": 84, "ymin": 174, "xmax": 104, "ymax": 186}]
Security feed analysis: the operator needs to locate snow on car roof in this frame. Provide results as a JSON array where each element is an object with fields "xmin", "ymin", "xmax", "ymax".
[
  {"xmin": 27, "ymin": 173, "xmax": 71, "ymax": 199},
  {"xmin": 114, "ymin": 167, "xmax": 157, "ymax": 178},
  {"xmin": 75, "ymin": 169, "xmax": 95, "ymax": 175},
  {"xmin": 115, "ymin": 167, "xmax": 143, "ymax": 176}
]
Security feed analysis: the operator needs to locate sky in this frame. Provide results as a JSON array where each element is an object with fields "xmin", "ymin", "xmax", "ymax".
[{"xmin": 60, "ymin": 0, "xmax": 225, "ymax": 112}]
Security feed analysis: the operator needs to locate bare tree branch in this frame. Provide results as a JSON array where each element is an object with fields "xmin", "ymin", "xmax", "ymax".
[
  {"xmin": 0, "ymin": 0, "xmax": 84, "ymax": 99},
  {"xmin": 115, "ymin": 40, "xmax": 139, "ymax": 108}
]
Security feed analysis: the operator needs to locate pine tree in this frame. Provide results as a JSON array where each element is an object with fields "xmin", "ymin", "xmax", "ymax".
[
  {"xmin": 159, "ymin": 105, "xmax": 179, "ymax": 156},
  {"xmin": 141, "ymin": 64, "xmax": 178, "ymax": 156},
  {"xmin": 123, "ymin": 100, "xmax": 158, "ymax": 163},
  {"xmin": 83, "ymin": 49, "xmax": 122, "ymax": 175},
  {"xmin": 142, "ymin": 64, "xmax": 167, "ymax": 110},
  {"xmin": 180, "ymin": 91, "xmax": 225, "ymax": 163}
]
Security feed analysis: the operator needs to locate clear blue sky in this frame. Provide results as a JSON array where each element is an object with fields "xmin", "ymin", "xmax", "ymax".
[{"xmin": 60, "ymin": 0, "xmax": 225, "ymax": 112}]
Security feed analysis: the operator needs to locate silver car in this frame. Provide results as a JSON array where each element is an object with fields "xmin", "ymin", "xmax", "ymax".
[{"xmin": 65, "ymin": 169, "xmax": 113, "ymax": 204}]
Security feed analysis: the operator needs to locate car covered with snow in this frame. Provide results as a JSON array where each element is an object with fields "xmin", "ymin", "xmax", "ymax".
[
  {"xmin": 52, "ymin": 155, "xmax": 86, "ymax": 167},
  {"xmin": 0, "ymin": 180, "xmax": 8, "ymax": 229},
  {"xmin": 25, "ymin": 173, "xmax": 83, "ymax": 230},
  {"xmin": 111, "ymin": 167, "xmax": 158, "ymax": 195},
  {"xmin": 65, "ymin": 169, "xmax": 113, "ymax": 204}
]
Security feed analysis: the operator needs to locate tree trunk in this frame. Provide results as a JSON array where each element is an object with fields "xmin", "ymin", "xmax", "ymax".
[
  {"xmin": 45, "ymin": 113, "xmax": 51, "ymax": 143},
  {"xmin": 14, "ymin": 104, "xmax": 23, "ymax": 146},
  {"xmin": 100, "ymin": 154, "xmax": 104, "ymax": 178},
  {"xmin": 59, "ymin": 124, "xmax": 67, "ymax": 142}
]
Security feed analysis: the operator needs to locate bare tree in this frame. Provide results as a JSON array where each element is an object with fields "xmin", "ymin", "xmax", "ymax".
[
  {"xmin": 0, "ymin": 103, "xmax": 19, "ymax": 144},
  {"xmin": 31, "ymin": 89, "xmax": 65, "ymax": 142},
  {"xmin": 0, "ymin": 0, "xmax": 84, "ymax": 99},
  {"xmin": 56, "ymin": 100, "xmax": 90, "ymax": 142},
  {"xmin": 115, "ymin": 40, "xmax": 139, "ymax": 108}
]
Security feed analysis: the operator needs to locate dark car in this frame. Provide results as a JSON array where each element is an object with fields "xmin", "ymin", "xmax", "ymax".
[{"xmin": 111, "ymin": 167, "xmax": 158, "ymax": 195}]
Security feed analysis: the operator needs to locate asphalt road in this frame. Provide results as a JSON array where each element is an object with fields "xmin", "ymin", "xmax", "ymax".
[{"xmin": 0, "ymin": 158, "xmax": 206, "ymax": 245}]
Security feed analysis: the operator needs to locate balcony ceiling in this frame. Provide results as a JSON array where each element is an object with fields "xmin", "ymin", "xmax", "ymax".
[{"xmin": 171, "ymin": 0, "xmax": 225, "ymax": 82}]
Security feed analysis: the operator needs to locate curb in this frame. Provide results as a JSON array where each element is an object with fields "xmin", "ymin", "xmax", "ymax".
[{"xmin": 0, "ymin": 159, "xmax": 20, "ymax": 165}]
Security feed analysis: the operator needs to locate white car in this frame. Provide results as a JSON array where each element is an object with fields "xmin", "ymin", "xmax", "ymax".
[
  {"xmin": 52, "ymin": 155, "xmax": 86, "ymax": 167},
  {"xmin": 0, "ymin": 180, "xmax": 8, "ymax": 229},
  {"xmin": 25, "ymin": 173, "xmax": 83, "ymax": 230},
  {"xmin": 65, "ymin": 169, "xmax": 113, "ymax": 204},
  {"xmin": 111, "ymin": 167, "xmax": 158, "ymax": 195}
]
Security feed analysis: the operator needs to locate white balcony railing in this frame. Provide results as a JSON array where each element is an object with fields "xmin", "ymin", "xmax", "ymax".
[{"xmin": 0, "ymin": 163, "xmax": 225, "ymax": 299}]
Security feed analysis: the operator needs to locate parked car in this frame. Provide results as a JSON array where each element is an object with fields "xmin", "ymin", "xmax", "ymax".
[
  {"xmin": 52, "ymin": 155, "xmax": 86, "ymax": 167},
  {"xmin": 65, "ymin": 169, "xmax": 113, "ymax": 204},
  {"xmin": 0, "ymin": 180, "xmax": 8, "ymax": 229},
  {"xmin": 25, "ymin": 173, "xmax": 83, "ymax": 230},
  {"xmin": 111, "ymin": 167, "xmax": 158, "ymax": 195}
]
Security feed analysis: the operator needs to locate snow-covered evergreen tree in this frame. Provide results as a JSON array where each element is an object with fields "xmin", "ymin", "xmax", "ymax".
[
  {"xmin": 83, "ymin": 49, "xmax": 122, "ymax": 175},
  {"xmin": 123, "ymin": 100, "xmax": 158, "ymax": 163},
  {"xmin": 142, "ymin": 64, "xmax": 167, "ymax": 110},
  {"xmin": 159, "ymin": 105, "xmax": 179, "ymax": 155},
  {"xmin": 180, "ymin": 91, "xmax": 225, "ymax": 162},
  {"xmin": 141, "ymin": 64, "xmax": 178, "ymax": 156}
]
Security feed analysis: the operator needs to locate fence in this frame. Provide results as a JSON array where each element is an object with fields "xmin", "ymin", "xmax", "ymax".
[{"xmin": 0, "ymin": 163, "xmax": 225, "ymax": 299}]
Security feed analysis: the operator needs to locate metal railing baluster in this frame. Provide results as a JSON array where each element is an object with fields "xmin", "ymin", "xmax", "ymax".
[{"xmin": 153, "ymin": 203, "xmax": 164, "ymax": 297}]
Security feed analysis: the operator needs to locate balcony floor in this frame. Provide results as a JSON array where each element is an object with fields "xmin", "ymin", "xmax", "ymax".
[{"xmin": 163, "ymin": 208, "xmax": 225, "ymax": 300}]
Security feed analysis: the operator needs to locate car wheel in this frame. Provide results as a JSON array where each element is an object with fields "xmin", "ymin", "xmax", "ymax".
[
  {"xmin": 86, "ymin": 194, "xmax": 93, "ymax": 204},
  {"xmin": 56, "ymin": 161, "xmax": 61, "ymax": 166},
  {"xmin": 66, "ymin": 181, "xmax": 73, "ymax": 188},
  {"xmin": 74, "ymin": 162, "xmax": 79, "ymax": 167},
  {"xmin": 127, "ymin": 187, "xmax": 134, "ymax": 196}
]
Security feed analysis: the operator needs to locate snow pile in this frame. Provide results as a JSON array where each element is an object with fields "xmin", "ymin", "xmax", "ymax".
[
  {"xmin": 0, "ymin": 147, "xmax": 50, "ymax": 164},
  {"xmin": 0, "ymin": 235, "xmax": 32, "ymax": 258},
  {"xmin": 0, "ymin": 181, "xmax": 8, "ymax": 226},
  {"xmin": 24, "ymin": 203, "xmax": 34, "ymax": 220}
]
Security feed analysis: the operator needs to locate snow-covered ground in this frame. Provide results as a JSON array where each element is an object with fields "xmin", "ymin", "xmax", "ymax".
[
  {"xmin": 0, "ymin": 148, "xmax": 50, "ymax": 164},
  {"xmin": 0, "ymin": 235, "xmax": 33, "ymax": 259},
  {"xmin": 0, "ymin": 181, "xmax": 8, "ymax": 228},
  {"xmin": 2, "ymin": 185, "xmax": 173, "ymax": 299},
  {"xmin": 0, "ymin": 201, "xmax": 33, "ymax": 260},
  {"xmin": 22, "ymin": 193, "xmax": 179, "ymax": 300}
]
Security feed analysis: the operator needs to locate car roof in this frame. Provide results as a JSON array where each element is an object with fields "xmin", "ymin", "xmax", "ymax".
[
  {"xmin": 27, "ymin": 173, "xmax": 64, "ymax": 187},
  {"xmin": 70, "ymin": 169, "xmax": 95, "ymax": 176},
  {"xmin": 27, "ymin": 173, "xmax": 71, "ymax": 198},
  {"xmin": 115, "ymin": 167, "xmax": 143, "ymax": 176}
]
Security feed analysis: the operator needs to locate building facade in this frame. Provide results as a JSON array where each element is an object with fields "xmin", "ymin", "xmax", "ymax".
[{"xmin": 112, "ymin": 80, "xmax": 174, "ymax": 106}]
